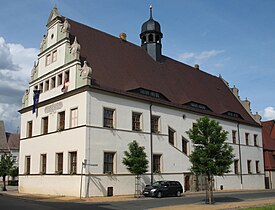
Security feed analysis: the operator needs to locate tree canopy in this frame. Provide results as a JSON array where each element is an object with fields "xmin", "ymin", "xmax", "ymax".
[
  {"xmin": 0, "ymin": 153, "xmax": 16, "ymax": 191},
  {"xmin": 122, "ymin": 140, "xmax": 148, "ymax": 175}
]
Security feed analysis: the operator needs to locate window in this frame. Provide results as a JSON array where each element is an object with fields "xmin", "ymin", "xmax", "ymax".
[
  {"xmin": 52, "ymin": 50, "xmax": 57, "ymax": 62},
  {"xmin": 46, "ymin": 54, "xmax": 51, "ymax": 66},
  {"xmin": 247, "ymin": 160, "xmax": 252, "ymax": 174},
  {"xmin": 40, "ymin": 154, "xmax": 46, "ymax": 174},
  {"xmin": 232, "ymin": 130, "xmax": 237, "ymax": 144},
  {"xmin": 149, "ymin": 34, "xmax": 153, "ymax": 42},
  {"xmin": 58, "ymin": 111, "xmax": 65, "ymax": 130},
  {"xmin": 51, "ymin": 77, "xmax": 56, "ymax": 89},
  {"xmin": 42, "ymin": 116, "xmax": 49, "ymax": 134},
  {"xmin": 103, "ymin": 108, "xmax": 114, "ymax": 128},
  {"xmin": 254, "ymin": 134, "xmax": 258, "ymax": 146},
  {"xmin": 104, "ymin": 152, "xmax": 115, "ymax": 174},
  {"xmin": 45, "ymin": 80, "xmax": 49, "ymax": 91},
  {"xmin": 234, "ymin": 159, "xmax": 239, "ymax": 174},
  {"xmin": 27, "ymin": 121, "xmax": 33, "ymax": 138},
  {"xmin": 69, "ymin": 152, "xmax": 77, "ymax": 174},
  {"xmin": 245, "ymin": 133, "xmax": 249, "ymax": 145},
  {"xmin": 56, "ymin": 153, "xmax": 63, "ymax": 174},
  {"xmin": 25, "ymin": 156, "xmax": 31, "ymax": 175},
  {"xmin": 153, "ymin": 154, "xmax": 161, "ymax": 173},
  {"xmin": 70, "ymin": 108, "xmax": 78, "ymax": 128},
  {"xmin": 65, "ymin": 70, "xmax": 70, "ymax": 82},
  {"xmin": 151, "ymin": 115, "xmax": 160, "ymax": 133},
  {"xmin": 39, "ymin": 83, "xmax": 44, "ymax": 93},
  {"xmin": 168, "ymin": 127, "xmax": 175, "ymax": 146},
  {"xmin": 57, "ymin": 73, "xmax": 63, "ymax": 86},
  {"xmin": 256, "ymin": 160, "xmax": 260, "ymax": 173},
  {"xmin": 182, "ymin": 137, "xmax": 188, "ymax": 155},
  {"xmin": 132, "ymin": 112, "xmax": 142, "ymax": 131}
]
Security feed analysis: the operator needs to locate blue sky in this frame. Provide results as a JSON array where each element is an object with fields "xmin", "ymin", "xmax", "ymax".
[{"xmin": 0, "ymin": 0, "xmax": 274, "ymax": 132}]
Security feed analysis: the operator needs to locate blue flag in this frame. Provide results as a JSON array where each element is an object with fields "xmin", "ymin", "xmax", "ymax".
[{"xmin": 32, "ymin": 89, "xmax": 40, "ymax": 114}]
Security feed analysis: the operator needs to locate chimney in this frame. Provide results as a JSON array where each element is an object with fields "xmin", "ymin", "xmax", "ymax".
[{"xmin": 119, "ymin": 33, "xmax": 127, "ymax": 41}]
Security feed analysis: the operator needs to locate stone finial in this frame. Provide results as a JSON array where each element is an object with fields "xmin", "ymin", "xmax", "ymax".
[
  {"xmin": 61, "ymin": 18, "xmax": 70, "ymax": 33},
  {"xmin": 79, "ymin": 61, "xmax": 92, "ymax": 79},
  {"xmin": 31, "ymin": 61, "xmax": 37, "ymax": 81},
  {"xmin": 231, "ymin": 85, "xmax": 239, "ymax": 98},
  {"xmin": 194, "ymin": 64, "xmax": 200, "ymax": 70},
  {"xmin": 70, "ymin": 37, "xmax": 81, "ymax": 59},
  {"xmin": 40, "ymin": 35, "xmax": 47, "ymax": 52},
  {"xmin": 22, "ymin": 89, "xmax": 29, "ymax": 108},
  {"xmin": 241, "ymin": 98, "xmax": 251, "ymax": 113},
  {"xmin": 253, "ymin": 112, "xmax": 262, "ymax": 124},
  {"xmin": 119, "ymin": 33, "xmax": 127, "ymax": 41}
]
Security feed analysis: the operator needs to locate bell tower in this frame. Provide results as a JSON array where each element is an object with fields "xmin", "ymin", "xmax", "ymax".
[{"xmin": 140, "ymin": 5, "xmax": 163, "ymax": 62}]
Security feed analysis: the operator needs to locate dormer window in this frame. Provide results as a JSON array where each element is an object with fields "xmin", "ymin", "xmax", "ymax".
[
  {"xmin": 128, "ymin": 88, "xmax": 169, "ymax": 101},
  {"xmin": 186, "ymin": 101, "xmax": 211, "ymax": 111},
  {"xmin": 224, "ymin": 111, "xmax": 243, "ymax": 119}
]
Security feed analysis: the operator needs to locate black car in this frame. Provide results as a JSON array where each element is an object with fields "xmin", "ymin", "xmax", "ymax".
[{"xmin": 142, "ymin": 181, "xmax": 183, "ymax": 198}]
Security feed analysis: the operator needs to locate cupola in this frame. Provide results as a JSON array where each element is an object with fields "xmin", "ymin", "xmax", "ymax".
[{"xmin": 140, "ymin": 5, "xmax": 163, "ymax": 62}]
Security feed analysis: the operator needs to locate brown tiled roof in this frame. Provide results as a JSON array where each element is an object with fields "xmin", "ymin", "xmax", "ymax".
[
  {"xmin": 262, "ymin": 120, "xmax": 275, "ymax": 150},
  {"xmin": 66, "ymin": 18, "xmax": 259, "ymax": 126},
  {"xmin": 6, "ymin": 133, "xmax": 20, "ymax": 150}
]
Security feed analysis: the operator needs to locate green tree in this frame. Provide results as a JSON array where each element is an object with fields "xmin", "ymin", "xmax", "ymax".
[
  {"xmin": 187, "ymin": 116, "xmax": 234, "ymax": 204},
  {"xmin": 0, "ymin": 153, "xmax": 15, "ymax": 191},
  {"xmin": 122, "ymin": 140, "xmax": 149, "ymax": 196}
]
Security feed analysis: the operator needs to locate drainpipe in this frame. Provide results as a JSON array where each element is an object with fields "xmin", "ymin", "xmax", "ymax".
[
  {"xmin": 150, "ymin": 104, "xmax": 153, "ymax": 185},
  {"xmin": 237, "ymin": 123, "xmax": 243, "ymax": 190}
]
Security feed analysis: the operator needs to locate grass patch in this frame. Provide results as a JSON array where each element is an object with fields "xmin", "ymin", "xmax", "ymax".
[{"xmin": 244, "ymin": 205, "xmax": 275, "ymax": 210}]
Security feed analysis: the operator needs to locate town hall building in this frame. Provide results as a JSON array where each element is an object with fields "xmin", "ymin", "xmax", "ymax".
[{"xmin": 19, "ymin": 6, "xmax": 265, "ymax": 197}]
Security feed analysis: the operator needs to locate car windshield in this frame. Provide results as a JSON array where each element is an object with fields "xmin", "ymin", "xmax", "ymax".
[{"xmin": 152, "ymin": 181, "xmax": 165, "ymax": 187}]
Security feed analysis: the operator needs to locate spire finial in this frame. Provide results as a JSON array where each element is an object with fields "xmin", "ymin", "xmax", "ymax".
[{"xmin": 150, "ymin": 4, "xmax": 153, "ymax": 19}]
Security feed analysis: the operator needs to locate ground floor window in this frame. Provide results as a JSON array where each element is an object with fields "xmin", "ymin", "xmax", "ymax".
[
  {"xmin": 153, "ymin": 154, "xmax": 161, "ymax": 173},
  {"xmin": 104, "ymin": 152, "xmax": 115, "ymax": 174},
  {"xmin": 25, "ymin": 156, "xmax": 31, "ymax": 175},
  {"xmin": 56, "ymin": 153, "xmax": 63, "ymax": 174},
  {"xmin": 40, "ymin": 154, "xmax": 47, "ymax": 174},
  {"xmin": 69, "ymin": 152, "xmax": 77, "ymax": 174}
]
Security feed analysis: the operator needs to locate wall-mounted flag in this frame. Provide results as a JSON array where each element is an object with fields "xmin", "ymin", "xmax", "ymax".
[
  {"xmin": 61, "ymin": 79, "xmax": 69, "ymax": 93},
  {"xmin": 32, "ymin": 89, "xmax": 40, "ymax": 114}
]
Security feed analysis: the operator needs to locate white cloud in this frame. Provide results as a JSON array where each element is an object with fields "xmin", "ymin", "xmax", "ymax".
[
  {"xmin": 178, "ymin": 50, "xmax": 225, "ymax": 65},
  {"xmin": 262, "ymin": 107, "xmax": 275, "ymax": 121},
  {"xmin": 0, "ymin": 36, "xmax": 38, "ymax": 132}
]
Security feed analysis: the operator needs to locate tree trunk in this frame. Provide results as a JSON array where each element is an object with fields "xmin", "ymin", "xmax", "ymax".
[
  {"xmin": 205, "ymin": 174, "xmax": 213, "ymax": 204},
  {"xmin": 2, "ymin": 175, "xmax": 7, "ymax": 191}
]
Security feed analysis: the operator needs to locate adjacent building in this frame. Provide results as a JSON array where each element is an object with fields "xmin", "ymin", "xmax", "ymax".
[
  {"xmin": 19, "ymin": 6, "xmax": 265, "ymax": 197},
  {"xmin": 262, "ymin": 120, "xmax": 275, "ymax": 189}
]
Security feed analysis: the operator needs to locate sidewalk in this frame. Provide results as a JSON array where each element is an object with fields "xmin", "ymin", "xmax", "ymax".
[{"xmin": 1, "ymin": 186, "xmax": 275, "ymax": 209}]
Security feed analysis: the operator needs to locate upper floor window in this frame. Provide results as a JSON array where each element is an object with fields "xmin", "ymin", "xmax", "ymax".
[
  {"xmin": 232, "ymin": 130, "xmax": 237, "ymax": 144},
  {"xmin": 182, "ymin": 137, "xmax": 188, "ymax": 155},
  {"xmin": 52, "ymin": 50, "xmax": 57, "ymax": 62},
  {"xmin": 27, "ymin": 121, "xmax": 33, "ymax": 138},
  {"xmin": 254, "ymin": 134, "xmax": 258, "ymax": 146},
  {"xmin": 58, "ymin": 111, "xmax": 65, "ymax": 131},
  {"xmin": 65, "ymin": 70, "xmax": 70, "ymax": 82},
  {"xmin": 70, "ymin": 108, "xmax": 78, "ymax": 128},
  {"xmin": 151, "ymin": 115, "xmax": 160, "ymax": 133},
  {"xmin": 104, "ymin": 152, "xmax": 115, "ymax": 174},
  {"xmin": 42, "ymin": 116, "xmax": 49, "ymax": 134},
  {"xmin": 132, "ymin": 112, "xmax": 142, "ymax": 131},
  {"xmin": 57, "ymin": 73, "xmax": 63, "ymax": 86},
  {"xmin": 51, "ymin": 77, "xmax": 56, "ymax": 89},
  {"xmin": 45, "ymin": 80, "xmax": 49, "ymax": 91},
  {"xmin": 39, "ymin": 82, "xmax": 44, "ymax": 93},
  {"xmin": 46, "ymin": 54, "xmax": 51, "ymax": 66},
  {"xmin": 245, "ymin": 133, "xmax": 249, "ymax": 145},
  {"xmin": 69, "ymin": 151, "xmax": 77, "ymax": 174},
  {"xmin": 103, "ymin": 108, "xmax": 114, "ymax": 128},
  {"xmin": 168, "ymin": 127, "xmax": 175, "ymax": 146},
  {"xmin": 40, "ymin": 154, "xmax": 47, "ymax": 174},
  {"xmin": 153, "ymin": 154, "xmax": 161, "ymax": 173}
]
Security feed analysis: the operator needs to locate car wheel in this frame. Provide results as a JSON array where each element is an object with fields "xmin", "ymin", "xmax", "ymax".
[
  {"xmin": 176, "ymin": 190, "xmax": 181, "ymax": 197},
  {"xmin": 156, "ymin": 191, "xmax": 162, "ymax": 198}
]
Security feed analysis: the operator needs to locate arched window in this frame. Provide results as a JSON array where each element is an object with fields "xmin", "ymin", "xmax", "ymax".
[{"xmin": 149, "ymin": 34, "xmax": 153, "ymax": 42}]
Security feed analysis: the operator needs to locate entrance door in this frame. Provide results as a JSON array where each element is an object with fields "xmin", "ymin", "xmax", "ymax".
[{"xmin": 184, "ymin": 175, "xmax": 190, "ymax": 192}]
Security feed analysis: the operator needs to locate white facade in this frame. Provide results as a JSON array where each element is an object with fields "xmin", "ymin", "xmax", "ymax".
[{"xmin": 19, "ymin": 8, "xmax": 265, "ymax": 197}]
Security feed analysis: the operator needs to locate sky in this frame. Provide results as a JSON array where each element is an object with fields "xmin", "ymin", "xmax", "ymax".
[{"xmin": 0, "ymin": 0, "xmax": 274, "ymax": 132}]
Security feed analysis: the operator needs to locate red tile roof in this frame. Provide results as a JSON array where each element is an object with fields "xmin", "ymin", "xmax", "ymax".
[{"xmin": 66, "ymin": 18, "xmax": 259, "ymax": 126}]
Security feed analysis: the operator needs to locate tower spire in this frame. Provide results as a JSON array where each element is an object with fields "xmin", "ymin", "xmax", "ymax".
[{"xmin": 150, "ymin": 4, "xmax": 153, "ymax": 19}]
